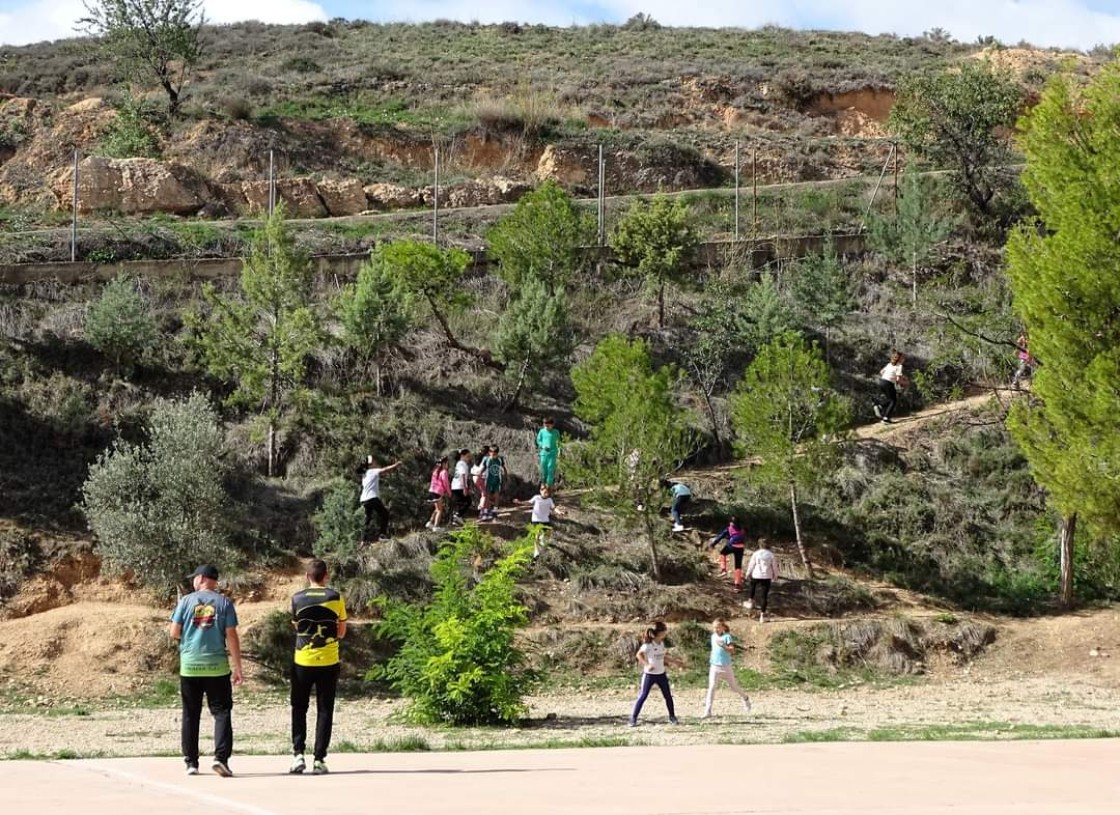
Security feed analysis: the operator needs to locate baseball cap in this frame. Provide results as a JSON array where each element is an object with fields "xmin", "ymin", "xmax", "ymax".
[{"xmin": 188, "ymin": 564, "xmax": 219, "ymax": 580}]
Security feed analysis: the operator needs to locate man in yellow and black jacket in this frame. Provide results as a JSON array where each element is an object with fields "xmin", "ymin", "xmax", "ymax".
[{"xmin": 289, "ymin": 558, "xmax": 347, "ymax": 775}]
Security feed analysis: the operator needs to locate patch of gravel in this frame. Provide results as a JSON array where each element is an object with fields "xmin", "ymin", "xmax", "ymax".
[{"xmin": 3, "ymin": 675, "xmax": 1119, "ymax": 759}]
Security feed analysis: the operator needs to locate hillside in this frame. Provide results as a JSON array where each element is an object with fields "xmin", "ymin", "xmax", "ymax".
[{"xmin": 1, "ymin": 22, "xmax": 1117, "ymax": 708}]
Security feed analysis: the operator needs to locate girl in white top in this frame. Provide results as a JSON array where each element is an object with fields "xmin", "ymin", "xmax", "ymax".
[
  {"xmin": 874, "ymin": 350, "xmax": 906, "ymax": 424},
  {"xmin": 745, "ymin": 539, "xmax": 779, "ymax": 622},
  {"xmin": 629, "ymin": 622, "xmax": 685, "ymax": 726},
  {"xmin": 702, "ymin": 618, "xmax": 752, "ymax": 718}
]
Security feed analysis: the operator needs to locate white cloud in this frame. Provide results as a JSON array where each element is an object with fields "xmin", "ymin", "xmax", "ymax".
[{"xmin": 0, "ymin": 0, "xmax": 328, "ymax": 46}]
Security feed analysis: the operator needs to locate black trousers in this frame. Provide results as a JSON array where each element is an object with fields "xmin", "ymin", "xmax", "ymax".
[
  {"xmin": 180, "ymin": 673, "xmax": 233, "ymax": 765},
  {"xmin": 362, "ymin": 497, "xmax": 388, "ymax": 541},
  {"xmin": 719, "ymin": 544, "xmax": 745, "ymax": 569},
  {"xmin": 877, "ymin": 378, "xmax": 898, "ymax": 419},
  {"xmin": 749, "ymin": 578, "xmax": 772, "ymax": 612},
  {"xmin": 451, "ymin": 488, "xmax": 470, "ymax": 516},
  {"xmin": 291, "ymin": 663, "xmax": 340, "ymax": 761}
]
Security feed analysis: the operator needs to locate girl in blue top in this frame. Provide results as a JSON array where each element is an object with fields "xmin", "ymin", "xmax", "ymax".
[{"xmin": 702, "ymin": 618, "xmax": 751, "ymax": 719}]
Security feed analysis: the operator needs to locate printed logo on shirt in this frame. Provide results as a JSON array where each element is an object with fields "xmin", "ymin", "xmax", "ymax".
[{"xmin": 192, "ymin": 603, "xmax": 216, "ymax": 630}]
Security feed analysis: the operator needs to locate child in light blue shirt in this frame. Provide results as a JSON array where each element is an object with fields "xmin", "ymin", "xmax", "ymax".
[{"xmin": 702, "ymin": 618, "xmax": 751, "ymax": 718}]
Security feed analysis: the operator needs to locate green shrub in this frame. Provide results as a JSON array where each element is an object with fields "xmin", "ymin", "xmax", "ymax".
[
  {"xmin": 311, "ymin": 480, "xmax": 365, "ymax": 577},
  {"xmin": 85, "ymin": 274, "xmax": 159, "ymax": 373},
  {"xmin": 0, "ymin": 529, "xmax": 42, "ymax": 603},
  {"xmin": 21, "ymin": 372, "xmax": 95, "ymax": 436},
  {"xmin": 369, "ymin": 526, "xmax": 540, "ymax": 725},
  {"xmin": 100, "ymin": 98, "xmax": 161, "ymax": 159},
  {"xmin": 81, "ymin": 393, "xmax": 234, "ymax": 597}
]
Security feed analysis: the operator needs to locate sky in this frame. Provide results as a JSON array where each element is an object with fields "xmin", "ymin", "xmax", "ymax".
[{"xmin": 2, "ymin": 0, "xmax": 1120, "ymax": 49}]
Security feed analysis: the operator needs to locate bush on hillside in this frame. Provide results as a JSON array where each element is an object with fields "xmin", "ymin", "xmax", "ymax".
[
  {"xmin": 85, "ymin": 274, "xmax": 159, "ymax": 374},
  {"xmin": 369, "ymin": 526, "xmax": 539, "ymax": 725},
  {"xmin": 81, "ymin": 393, "xmax": 234, "ymax": 597}
]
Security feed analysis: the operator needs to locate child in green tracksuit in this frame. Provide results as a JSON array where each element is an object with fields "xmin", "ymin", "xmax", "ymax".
[{"xmin": 536, "ymin": 417, "xmax": 561, "ymax": 488}]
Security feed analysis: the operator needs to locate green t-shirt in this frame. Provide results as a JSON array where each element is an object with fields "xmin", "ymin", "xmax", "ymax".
[
  {"xmin": 171, "ymin": 590, "xmax": 238, "ymax": 677},
  {"xmin": 537, "ymin": 427, "xmax": 561, "ymax": 455}
]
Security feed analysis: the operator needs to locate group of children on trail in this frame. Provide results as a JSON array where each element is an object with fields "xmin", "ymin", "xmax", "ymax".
[
  {"xmin": 629, "ymin": 617, "xmax": 753, "ymax": 727},
  {"xmin": 708, "ymin": 519, "xmax": 778, "ymax": 621},
  {"xmin": 359, "ymin": 418, "xmax": 563, "ymax": 544}
]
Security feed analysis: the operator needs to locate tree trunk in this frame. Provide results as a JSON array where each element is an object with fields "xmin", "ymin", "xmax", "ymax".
[
  {"xmin": 657, "ymin": 280, "xmax": 665, "ymax": 329},
  {"xmin": 642, "ymin": 507, "xmax": 662, "ymax": 582},
  {"xmin": 700, "ymin": 387, "xmax": 722, "ymax": 451},
  {"xmin": 1059, "ymin": 513, "xmax": 1076, "ymax": 608},
  {"xmin": 427, "ymin": 296, "xmax": 504, "ymax": 371},
  {"xmin": 267, "ymin": 421, "xmax": 276, "ymax": 479},
  {"xmin": 789, "ymin": 481, "xmax": 814, "ymax": 579},
  {"xmin": 503, "ymin": 357, "xmax": 531, "ymax": 412}
]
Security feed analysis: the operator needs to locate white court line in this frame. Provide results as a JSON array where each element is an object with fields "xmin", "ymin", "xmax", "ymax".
[{"xmin": 54, "ymin": 760, "xmax": 284, "ymax": 815}]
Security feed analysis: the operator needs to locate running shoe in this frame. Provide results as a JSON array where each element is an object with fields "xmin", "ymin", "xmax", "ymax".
[
  {"xmin": 312, "ymin": 759, "xmax": 329, "ymax": 775},
  {"xmin": 742, "ymin": 696, "xmax": 752, "ymax": 713},
  {"xmin": 212, "ymin": 759, "xmax": 233, "ymax": 778},
  {"xmin": 185, "ymin": 764, "xmax": 199, "ymax": 776},
  {"xmin": 289, "ymin": 754, "xmax": 306, "ymax": 774},
  {"xmin": 668, "ymin": 716, "xmax": 680, "ymax": 725}
]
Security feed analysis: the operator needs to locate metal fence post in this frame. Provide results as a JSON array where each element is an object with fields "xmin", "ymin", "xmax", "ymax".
[
  {"xmin": 268, "ymin": 149, "xmax": 276, "ymax": 215},
  {"xmin": 433, "ymin": 146, "xmax": 440, "ymax": 246},
  {"xmin": 71, "ymin": 149, "xmax": 79, "ymax": 262},
  {"xmin": 597, "ymin": 145, "xmax": 606, "ymax": 246},
  {"xmin": 734, "ymin": 140, "xmax": 741, "ymax": 243}
]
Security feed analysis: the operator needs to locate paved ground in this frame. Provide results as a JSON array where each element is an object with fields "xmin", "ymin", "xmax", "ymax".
[{"xmin": 11, "ymin": 740, "xmax": 1120, "ymax": 815}]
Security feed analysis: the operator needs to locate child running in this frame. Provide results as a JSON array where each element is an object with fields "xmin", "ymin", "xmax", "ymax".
[
  {"xmin": 480, "ymin": 445, "xmax": 508, "ymax": 521},
  {"xmin": 709, "ymin": 517, "xmax": 748, "ymax": 592},
  {"xmin": 702, "ymin": 618, "xmax": 752, "ymax": 718},
  {"xmin": 524, "ymin": 484, "xmax": 559, "ymax": 558},
  {"xmin": 425, "ymin": 455, "xmax": 452, "ymax": 531},
  {"xmin": 629, "ymin": 621, "xmax": 685, "ymax": 727},
  {"xmin": 745, "ymin": 539, "xmax": 779, "ymax": 623},
  {"xmin": 873, "ymin": 350, "xmax": 907, "ymax": 424}
]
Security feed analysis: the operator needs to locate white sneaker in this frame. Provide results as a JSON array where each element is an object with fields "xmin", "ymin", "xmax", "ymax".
[
  {"xmin": 759, "ymin": 612, "xmax": 766, "ymax": 623},
  {"xmin": 289, "ymin": 754, "xmax": 306, "ymax": 774},
  {"xmin": 424, "ymin": 521, "xmax": 433, "ymax": 529},
  {"xmin": 672, "ymin": 523, "xmax": 685, "ymax": 532},
  {"xmin": 185, "ymin": 764, "xmax": 199, "ymax": 776},
  {"xmin": 742, "ymin": 696, "xmax": 752, "ymax": 713},
  {"xmin": 701, "ymin": 710, "xmax": 711, "ymax": 719},
  {"xmin": 744, "ymin": 599, "xmax": 753, "ymax": 610}
]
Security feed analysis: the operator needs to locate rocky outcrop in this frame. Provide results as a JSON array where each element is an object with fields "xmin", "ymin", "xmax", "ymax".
[
  {"xmin": 444, "ymin": 176, "xmax": 531, "ymax": 208},
  {"xmin": 364, "ymin": 182, "xmax": 424, "ymax": 211},
  {"xmin": 317, "ymin": 178, "xmax": 367, "ymax": 216},
  {"xmin": 227, "ymin": 178, "xmax": 327, "ymax": 218},
  {"xmin": 52, "ymin": 157, "xmax": 210, "ymax": 216}
]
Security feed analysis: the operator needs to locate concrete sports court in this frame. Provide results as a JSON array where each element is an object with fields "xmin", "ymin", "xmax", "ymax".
[{"xmin": 10, "ymin": 740, "xmax": 1120, "ymax": 814}]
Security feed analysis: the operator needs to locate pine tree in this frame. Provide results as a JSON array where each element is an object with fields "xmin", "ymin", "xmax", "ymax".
[
  {"xmin": 337, "ymin": 248, "xmax": 413, "ymax": 395},
  {"xmin": 487, "ymin": 180, "xmax": 593, "ymax": 292},
  {"xmin": 730, "ymin": 332, "xmax": 850, "ymax": 576},
  {"xmin": 743, "ymin": 275, "xmax": 796, "ymax": 351},
  {"xmin": 85, "ymin": 273, "xmax": 159, "ymax": 375},
  {"xmin": 494, "ymin": 276, "xmax": 575, "ymax": 411},
  {"xmin": 187, "ymin": 205, "xmax": 321, "ymax": 476},
  {"xmin": 1005, "ymin": 65, "xmax": 1120, "ymax": 606},
  {"xmin": 789, "ymin": 238, "xmax": 854, "ymax": 354},
  {"xmin": 571, "ymin": 335, "xmax": 695, "ymax": 581},
  {"xmin": 610, "ymin": 194, "xmax": 699, "ymax": 328}
]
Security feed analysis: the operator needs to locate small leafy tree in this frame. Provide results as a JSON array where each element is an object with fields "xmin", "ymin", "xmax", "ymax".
[
  {"xmin": 79, "ymin": 0, "xmax": 206, "ymax": 117},
  {"xmin": 486, "ymin": 180, "xmax": 593, "ymax": 292},
  {"xmin": 867, "ymin": 167, "xmax": 954, "ymax": 305},
  {"xmin": 85, "ymin": 273, "xmax": 158, "ymax": 374},
  {"xmin": 81, "ymin": 393, "xmax": 231, "ymax": 597},
  {"xmin": 494, "ymin": 276, "xmax": 575, "ymax": 411},
  {"xmin": 571, "ymin": 334, "xmax": 696, "ymax": 580},
  {"xmin": 610, "ymin": 193, "xmax": 699, "ymax": 328},
  {"xmin": 188, "ymin": 205, "xmax": 321, "ymax": 476},
  {"xmin": 890, "ymin": 61, "xmax": 1023, "ymax": 222},
  {"xmin": 370, "ymin": 526, "xmax": 539, "ymax": 725},
  {"xmin": 685, "ymin": 280, "xmax": 751, "ymax": 448},
  {"xmin": 99, "ymin": 96, "xmax": 161, "ymax": 158},
  {"xmin": 337, "ymin": 248, "xmax": 413, "ymax": 396},
  {"xmin": 789, "ymin": 240, "xmax": 854, "ymax": 357},
  {"xmin": 1006, "ymin": 64, "xmax": 1120, "ymax": 606},
  {"xmin": 730, "ymin": 332, "xmax": 850, "ymax": 577}
]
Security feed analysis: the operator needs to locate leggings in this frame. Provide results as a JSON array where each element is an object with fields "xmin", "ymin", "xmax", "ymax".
[
  {"xmin": 704, "ymin": 665, "xmax": 750, "ymax": 715},
  {"xmin": 631, "ymin": 672, "xmax": 675, "ymax": 722},
  {"xmin": 452, "ymin": 489, "xmax": 469, "ymax": 516},
  {"xmin": 749, "ymin": 578, "xmax": 772, "ymax": 613},
  {"xmin": 720, "ymin": 544, "xmax": 745, "ymax": 569},
  {"xmin": 877, "ymin": 378, "xmax": 898, "ymax": 419},
  {"xmin": 362, "ymin": 497, "xmax": 388, "ymax": 541}
]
